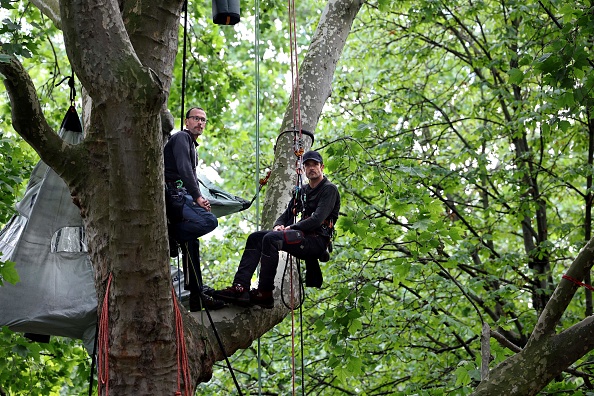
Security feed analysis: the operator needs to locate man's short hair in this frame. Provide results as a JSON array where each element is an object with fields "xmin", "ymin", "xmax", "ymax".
[{"xmin": 185, "ymin": 107, "xmax": 205, "ymax": 119}]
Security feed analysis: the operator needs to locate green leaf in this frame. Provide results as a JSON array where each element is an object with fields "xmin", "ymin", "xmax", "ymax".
[
  {"xmin": 0, "ymin": 260, "xmax": 19, "ymax": 286},
  {"xmin": 454, "ymin": 366, "xmax": 471, "ymax": 387},
  {"xmin": 347, "ymin": 356, "xmax": 362, "ymax": 375},
  {"xmin": 508, "ymin": 68, "xmax": 524, "ymax": 85},
  {"xmin": 349, "ymin": 318, "xmax": 362, "ymax": 334}
]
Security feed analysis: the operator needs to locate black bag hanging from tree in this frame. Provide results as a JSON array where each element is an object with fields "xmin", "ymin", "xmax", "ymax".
[{"xmin": 212, "ymin": 0, "xmax": 240, "ymax": 25}]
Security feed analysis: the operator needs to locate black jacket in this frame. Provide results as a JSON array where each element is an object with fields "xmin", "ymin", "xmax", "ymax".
[
  {"xmin": 163, "ymin": 130, "xmax": 202, "ymax": 200},
  {"xmin": 274, "ymin": 176, "xmax": 340, "ymax": 238}
]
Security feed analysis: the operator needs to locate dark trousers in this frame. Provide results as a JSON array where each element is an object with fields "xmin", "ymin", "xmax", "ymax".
[
  {"xmin": 173, "ymin": 194, "xmax": 218, "ymax": 241},
  {"xmin": 179, "ymin": 239, "xmax": 202, "ymax": 292},
  {"xmin": 170, "ymin": 194, "xmax": 218, "ymax": 292},
  {"xmin": 233, "ymin": 230, "xmax": 327, "ymax": 291}
]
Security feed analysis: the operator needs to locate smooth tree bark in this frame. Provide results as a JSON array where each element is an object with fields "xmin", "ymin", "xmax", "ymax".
[
  {"xmin": 2, "ymin": 0, "xmax": 363, "ymax": 393},
  {"xmin": 473, "ymin": 236, "xmax": 594, "ymax": 395}
]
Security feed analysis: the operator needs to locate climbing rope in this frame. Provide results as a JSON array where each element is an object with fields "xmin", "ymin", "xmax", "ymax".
[
  {"xmin": 180, "ymin": 241, "xmax": 244, "ymax": 395},
  {"xmin": 285, "ymin": 0, "xmax": 307, "ymax": 393},
  {"xmin": 172, "ymin": 1, "xmax": 247, "ymax": 393},
  {"xmin": 287, "ymin": 0, "xmax": 303, "ymax": 136},
  {"xmin": 180, "ymin": 0, "xmax": 189, "ymax": 130},
  {"xmin": 97, "ymin": 273, "xmax": 113, "ymax": 395},
  {"xmin": 172, "ymin": 287, "xmax": 193, "ymax": 396},
  {"xmin": 254, "ymin": 0, "xmax": 264, "ymax": 393}
]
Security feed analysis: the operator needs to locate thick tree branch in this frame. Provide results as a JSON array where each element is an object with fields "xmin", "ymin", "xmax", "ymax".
[
  {"xmin": 552, "ymin": 315, "xmax": 594, "ymax": 369},
  {"xmin": 122, "ymin": 0, "xmax": 183, "ymax": 99},
  {"xmin": 30, "ymin": 0, "xmax": 62, "ymax": 28},
  {"xmin": 59, "ymin": 0, "xmax": 163, "ymax": 109},
  {"xmin": 529, "ymin": 236, "xmax": 594, "ymax": 341},
  {"xmin": 0, "ymin": 56, "xmax": 79, "ymax": 178}
]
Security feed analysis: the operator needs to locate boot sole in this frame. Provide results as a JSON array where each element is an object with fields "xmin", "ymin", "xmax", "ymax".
[{"xmin": 215, "ymin": 293, "xmax": 251, "ymax": 307}]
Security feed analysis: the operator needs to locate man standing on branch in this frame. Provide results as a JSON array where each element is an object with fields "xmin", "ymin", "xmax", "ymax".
[
  {"xmin": 164, "ymin": 107, "xmax": 225, "ymax": 311},
  {"xmin": 215, "ymin": 150, "xmax": 340, "ymax": 308}
]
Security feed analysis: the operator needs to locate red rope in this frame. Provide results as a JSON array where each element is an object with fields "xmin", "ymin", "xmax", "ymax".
[
  {"xmin": 289, "ymin": 132, "xmax": 303, "ymax": 396},
  {"xmin": 172, "ymin": 287, "xmax": 192, "ymax": 396},
  {"xmin": 287, "ymin": 0, "xmax": 302, "ymax": 135},
  {"xmin": 562, "ymin": 274, "xmax": 594, "ymax": 291},
  {"xmin": 98, "ymin": 273, "xmax": 113, "ymax": 395},
  {"xmin": 95, "ymin": 276, "xmax": 192, "ymax": 395}
]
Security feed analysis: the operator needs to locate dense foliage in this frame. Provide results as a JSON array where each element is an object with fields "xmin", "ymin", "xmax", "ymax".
[{"xmin": 3, "ymin": 0, "xmax": 594, "ymax": 394}]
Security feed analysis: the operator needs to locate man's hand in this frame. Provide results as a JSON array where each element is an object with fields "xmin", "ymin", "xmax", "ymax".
[
  {"xmin": 196, "ymin": 196, "xmax": 211, "ymax": 211},
  {"xmin": 273, "ymin": 225, "xmax": 287, "ymax": 231}
]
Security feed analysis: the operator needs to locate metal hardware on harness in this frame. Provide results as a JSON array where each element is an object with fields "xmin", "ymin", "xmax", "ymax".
[{"xmin": 293, "ymin": 135, "xmax": 305, "ymax": 157}]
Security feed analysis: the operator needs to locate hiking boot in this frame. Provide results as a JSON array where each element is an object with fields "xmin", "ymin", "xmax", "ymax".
[
  {"xmin": 213, "ymin": 283, "xmax": 251, "ymax": 306},
  {"xmin": 201, "ymin": 284, "xmax": 216, "ymax": 297},
  {"xmin": 249, "ymin": 289, "xmax": 274, "ymax": 309},
  {"xmin": 189, "ymin": 291, "xmax": 226, "ymax": 312}
]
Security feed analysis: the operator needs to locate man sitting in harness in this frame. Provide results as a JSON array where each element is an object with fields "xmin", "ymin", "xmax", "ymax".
[{"xmin": 214, "ymin": 150, "xmax": 340, "ymax": 308}]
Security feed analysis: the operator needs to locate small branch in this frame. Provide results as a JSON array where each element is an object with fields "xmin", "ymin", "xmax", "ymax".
[
  {"xmin": 30, "ymin": 0, "xmax": 62, "ymax": 29},
  {"xmin": 481, "ymin": 322, "xmax": 490, "ymax": 380},
  {"xmin": 491, "ymin": 329, "xmax": 522, "ymax": 353}
]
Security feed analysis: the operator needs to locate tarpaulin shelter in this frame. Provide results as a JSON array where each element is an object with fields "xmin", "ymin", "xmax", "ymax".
[
  {"xmin": 0, "ymin": 108, "xmax": 252, "ymax": 351},
  {"xmin": 0, "ymin": 107, "xmax": 96, "ymax": 350}
]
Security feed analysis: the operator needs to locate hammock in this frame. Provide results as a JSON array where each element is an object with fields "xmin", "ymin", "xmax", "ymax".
[{"xmin": 197, "ymin": 174, "xmax": 251, "ymax": 218}]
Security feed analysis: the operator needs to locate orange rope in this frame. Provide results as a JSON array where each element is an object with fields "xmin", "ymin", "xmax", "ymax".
[
  {"xmin": 98, "ymin": 273, "xmax": 113, "ymax": 395},
  {"xmin": 172, "ymin": 287, "xmax": 192, "ymax": 396},
  {"xmin": 288, "ymin": 0, "xmax": 303, "ymax": 135},
  {"xmin": 259, "ymin": 170, "xmax": 272, "ymax": 187}
]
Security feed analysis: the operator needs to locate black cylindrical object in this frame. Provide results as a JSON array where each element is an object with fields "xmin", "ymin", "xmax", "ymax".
[{"xmin": 212, "ymin": 0, "xmax": 240, "ymax": 25}]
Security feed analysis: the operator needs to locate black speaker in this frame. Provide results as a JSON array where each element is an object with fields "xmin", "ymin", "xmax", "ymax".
[{"xmin": 212, "ymin": 0, "xmax": 240, "ymax": 25}]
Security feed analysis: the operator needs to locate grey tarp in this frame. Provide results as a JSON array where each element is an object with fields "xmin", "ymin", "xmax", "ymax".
[
  {"xmin": 0, "ymin": 107, "xmax": 97, "ymax": 350},
  {"xmin": 0, "ymin": 109, "xmax": 252, "ymax": 351},
  {"xmin": 197, "ymin": 174, "xmax": 251, "ymax": 217}
]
